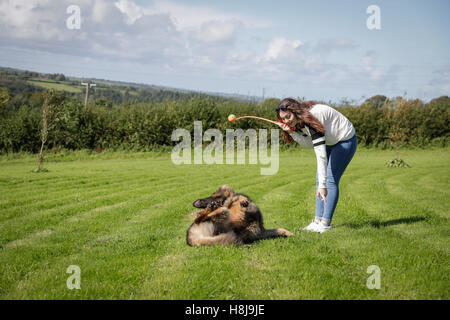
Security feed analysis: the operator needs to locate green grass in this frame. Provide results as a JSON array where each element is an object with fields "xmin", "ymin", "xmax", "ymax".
[
  {"xmin": 27, "ymin": 79, "xmax": 82, "ymax": 93},
  {"xmin": 0, "ymin": 148, "xmax": 449, "ymax": 299}
]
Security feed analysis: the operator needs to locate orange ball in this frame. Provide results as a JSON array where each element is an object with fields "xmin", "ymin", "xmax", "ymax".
[{"xmin": 228, "ymin": 114, "xmax": 237, "ymax": 122}]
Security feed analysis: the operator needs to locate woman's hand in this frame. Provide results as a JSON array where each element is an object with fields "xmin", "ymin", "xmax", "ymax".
[
  {"xmin": 278, "ymin": 123, "xmax": 293, "ymax": 133},
  {"xmin": 317, "ymin": 188, "xmax": 327, "ymax": 204}
]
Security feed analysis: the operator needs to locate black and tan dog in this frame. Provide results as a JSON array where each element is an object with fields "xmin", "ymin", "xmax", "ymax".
[{"xmin": 186, "ymin": 185, "xmax": 293, "ymax": 246}]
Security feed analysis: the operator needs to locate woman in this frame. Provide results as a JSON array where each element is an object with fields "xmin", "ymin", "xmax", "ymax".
[{"xmin": 276, "ymin": 98, "xmax": 357, "ymax": 233}]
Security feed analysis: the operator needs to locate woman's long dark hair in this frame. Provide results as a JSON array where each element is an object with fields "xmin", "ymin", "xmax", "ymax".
[{"xmin": 276, "ymin": 98, "xmax": 326, "ymax": 143}]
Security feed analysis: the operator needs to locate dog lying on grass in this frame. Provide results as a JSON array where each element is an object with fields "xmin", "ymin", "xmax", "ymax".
[{"xmin": 186, "ymin": 185, "xmax": 293, "ymax": 246}]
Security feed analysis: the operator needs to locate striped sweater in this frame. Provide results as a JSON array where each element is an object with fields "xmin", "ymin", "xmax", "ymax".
[{"xmin": 289, "ymin": 104, "xmax": 356, "ymax": 189}]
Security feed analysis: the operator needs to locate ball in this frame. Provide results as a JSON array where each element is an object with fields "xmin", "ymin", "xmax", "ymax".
[{"xmin": 228, "ymin": 114, "xmax": 237, "ymax": 122}]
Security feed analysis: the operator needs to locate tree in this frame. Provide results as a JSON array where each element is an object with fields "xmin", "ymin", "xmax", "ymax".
[
  {"xmin": 362, "ymin": 95, "xmax": 388, "ymax": 109},
  {"xmin": 426, "ymin": 95, "xmax": 450, "ymax": 108},
  {"xmin": 384, "ymin": 97, "xmax": 416, "ymax": 168},
  {"xmin": 0, "ymin": 87, "xmax": 11, "ymax": 107},
  {"xmin": 55, "ymin": 74, "xmax": 66, "ymax": 81},
  {"xmin": 36, "ymin": 90, "xmax": 66, "ymax": 172},
  {"xmin": 261, "ymin": 98, "xmax": 280, "ymax": 109}
]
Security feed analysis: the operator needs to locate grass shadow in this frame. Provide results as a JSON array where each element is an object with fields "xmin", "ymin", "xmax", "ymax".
[{"xmin": 340, "ymin": 216, "xmax": 427, "ymax": 229}]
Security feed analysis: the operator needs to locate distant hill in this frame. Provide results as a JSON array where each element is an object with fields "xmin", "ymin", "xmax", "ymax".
[{"xmin": 0, "ymin": 66, "xmax": 261, "ymax": 105}]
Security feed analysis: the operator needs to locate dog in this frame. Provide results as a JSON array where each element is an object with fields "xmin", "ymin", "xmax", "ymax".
[{"xmin": 186, "ymin": 185, "xmax": 293, "ymax": 246}]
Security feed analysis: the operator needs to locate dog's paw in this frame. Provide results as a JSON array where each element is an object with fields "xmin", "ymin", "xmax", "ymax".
[
  {"xmin": 279, "ymin": 228, "xmax": 294, "ymax": 237},
  {"xmin": 194, "ymin": 212, "xmax": 205, "ymax": 224},
  {"xmin": 194, "ymin": 216, "xmax": 203, "ymax": 224}
]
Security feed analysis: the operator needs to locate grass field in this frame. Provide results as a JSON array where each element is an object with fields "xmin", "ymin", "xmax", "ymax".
[
  {"xmin": 27, "ymin": 79, "xmax": 83, "ymax": 93},
  {"xmin": 0, "ymin": 147, "xmax": 449, "ymax": 299}
]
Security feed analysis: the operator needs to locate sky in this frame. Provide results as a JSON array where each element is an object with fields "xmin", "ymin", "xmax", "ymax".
[{"xmin": 0, "ymin": 0, "xmax": 449, "ymax": 102}]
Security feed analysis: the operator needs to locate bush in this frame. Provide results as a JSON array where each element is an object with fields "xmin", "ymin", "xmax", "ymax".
[{"xmin": 0, "ymin": 92, "xmax": 449, "ymax": 153}]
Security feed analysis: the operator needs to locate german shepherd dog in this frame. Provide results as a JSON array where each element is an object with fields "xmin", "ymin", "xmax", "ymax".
[{"xmin": 186, "ymin": 185, "xmax": 293, "ymax": 246}]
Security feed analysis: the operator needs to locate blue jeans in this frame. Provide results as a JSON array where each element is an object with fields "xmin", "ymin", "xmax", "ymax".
[{"xmin": 315, "ymin": 134, "xmax": 357, "ymax": 223}]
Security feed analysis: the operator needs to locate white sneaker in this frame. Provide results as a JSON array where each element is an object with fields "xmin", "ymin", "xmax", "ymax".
[
  {"xmin": 315, "ymin": 223, "xmax": 333, "ymax": 233},
  {"xmin": 303, "ymin": 220, "xmax": 320, "ymax": 232}
]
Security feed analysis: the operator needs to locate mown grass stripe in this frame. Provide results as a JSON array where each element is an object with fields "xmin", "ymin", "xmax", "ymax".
[
  {"xmin": 0, "ymin": 169, "xmax": 206, "ymax": 215},
  {"xmin": 0, "ymin": 168, "xmax": 279, "ymax": 245},
  {"xmin": 0, "ymin": 175, "xmax": 161, "ymax": 209},
  {"xmin": 0, "ymin": 161, "xmax": 249, "ymax": 211},
  {"xmin": 0, "ymin": 165, "xmax": 185, "ymax": 198}
]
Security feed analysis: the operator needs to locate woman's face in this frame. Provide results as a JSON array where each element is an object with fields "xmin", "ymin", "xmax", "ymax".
[{"xmin": 278, "ymin": 110, "xmax": 298, "ymax": 127}]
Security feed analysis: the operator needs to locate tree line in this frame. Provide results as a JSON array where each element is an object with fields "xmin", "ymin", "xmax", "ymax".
[{"xmin": 0, "ymin": 89, "xmax": 448, "ymax": 154}]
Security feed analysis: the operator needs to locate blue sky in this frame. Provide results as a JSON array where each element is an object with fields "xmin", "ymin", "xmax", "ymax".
[{"xmin": 0, "ymin": 0, "xmax": 449, "ymax": 102}]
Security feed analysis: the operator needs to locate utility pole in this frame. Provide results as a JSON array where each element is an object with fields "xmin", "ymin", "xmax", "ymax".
[
  {"xmin": 81, "ymin": 82, "xmax": 96, "ymax": 109},
  {"xmin": 261, "ymin": 87, "xmax": 265, "ymax": 105}
]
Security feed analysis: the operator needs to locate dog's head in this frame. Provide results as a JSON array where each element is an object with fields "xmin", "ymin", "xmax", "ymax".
[{"xmin": 193, "ymin": 185, "xmax": 234, "ymax": 208}]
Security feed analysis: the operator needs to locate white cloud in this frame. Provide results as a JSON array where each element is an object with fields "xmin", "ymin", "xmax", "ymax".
[
  {"xmin": 362, "ymin": 51, "xmax": 383, "ymax": 81},
  {"xmin": 142, "ymin": 0, "xmax": 271, "ymax": 31},
  {"xmin": 0, "ymin": 0, "xmax": 254, "ymax": 72},
  {"xmin": 264, "ymin": 37, "xmax": 303, "ymax": 61},
  {"xmin": 92, "ymin": 0, "xmax": 122, "ymax": 24},
  {"xmin": 314, "ymin": 38, "xmax": 357, "ymax": 55},
  {"xmin": 0, "ymin": 0, "xmax": 183, "ymax": 61},
  {"xmin": 0, "ymin": 0, "xmax": 74, "ymax": 40},
  {"xmin": 114, "ymin": 0, "xmax": 144, "ymax": 24},
  {"xmin": 194, "ymin": 19, "xmax": 242, "ymax": 43}
]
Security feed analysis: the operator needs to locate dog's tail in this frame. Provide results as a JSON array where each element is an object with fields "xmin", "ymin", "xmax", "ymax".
[{"xmin": 186, "ymin": 222, "xmax": 238, "ymax": 246}]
